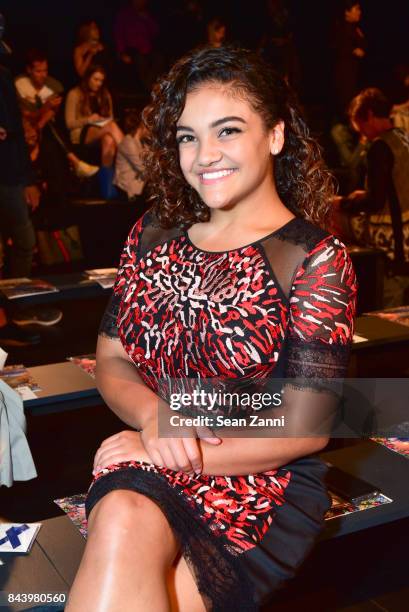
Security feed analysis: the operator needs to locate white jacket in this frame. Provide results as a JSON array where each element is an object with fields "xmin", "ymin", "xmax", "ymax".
[{"xmin": 0, "ymin": 380, "xmax": 37, "ymax": 488}]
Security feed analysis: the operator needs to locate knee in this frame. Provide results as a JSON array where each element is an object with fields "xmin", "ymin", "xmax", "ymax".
[
  {"xmin": 88, "ymin": 489, "xmax": 153, "ymax": 532},
  {"xmin": 101, "ymin": 133, "xmax": 116, "ymax": 148}
]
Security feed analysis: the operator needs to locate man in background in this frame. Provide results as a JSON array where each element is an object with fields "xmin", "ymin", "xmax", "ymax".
[{"xmin": 341, "ymin": 88, "xmax": 409, "ymax": 307}]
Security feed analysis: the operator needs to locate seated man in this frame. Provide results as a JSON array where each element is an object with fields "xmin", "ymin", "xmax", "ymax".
[
  {"xmin": 15, "ymin": 49, "xmax": 97, "ymax": 178},
  {"xmin": 340, "ymin": 88, "xmax": 409, "ymax": 308}
]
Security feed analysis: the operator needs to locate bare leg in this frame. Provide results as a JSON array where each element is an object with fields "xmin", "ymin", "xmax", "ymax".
[
  {"xmin": 85, "ymin": 121, "xmax": 124, "ymax": 146},
  {"xmin": 168, "ymin": 554, "xmax": 207, "ymax": 612},
  {"xmin": 66, "ymin": 490, "xmax": 180, "ymax": 612},
  {"xmin": 100, "ymin": 133, "xmax": 116, "ymax": 166}
]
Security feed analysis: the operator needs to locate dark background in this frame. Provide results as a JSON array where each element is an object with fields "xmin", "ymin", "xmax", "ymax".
[{"xmin": 1, "ymin": 0, "xmax": 408, "ymax": 105}]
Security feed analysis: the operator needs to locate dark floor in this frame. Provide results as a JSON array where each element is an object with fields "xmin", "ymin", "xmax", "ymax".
[{"xmin": 1, "ymin": 296, "xmax": 408, "ymax": 612}]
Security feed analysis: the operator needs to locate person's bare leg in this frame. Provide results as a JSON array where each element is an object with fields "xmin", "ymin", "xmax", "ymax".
[
  {"xmin": 168, "ymin": 554, "xmax": 207, "ymax": 612},
  {"xmin": 103, "ymin": 120, "xmax": 124, "ymax": 145},
  {"xmin": 66, "ymin": 489, "xmax": 179, "ymax": 612},
  {"xmin": 100, "ymin": 133, "xmax": 116, "ymax": 166}
]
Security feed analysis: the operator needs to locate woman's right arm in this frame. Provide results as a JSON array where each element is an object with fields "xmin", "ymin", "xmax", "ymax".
[{"xmin": 96, "ymin": 333, "xmax": 158, "ymax": 431}]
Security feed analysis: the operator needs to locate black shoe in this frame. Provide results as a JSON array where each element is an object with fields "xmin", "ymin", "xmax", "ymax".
[
  {"xmin": 12, "ymin": 307, "xmax": 63, "ymax": 327},
  {"xmin": 0, "ymin": 323, "xmax": 41, "ymax": 346}
]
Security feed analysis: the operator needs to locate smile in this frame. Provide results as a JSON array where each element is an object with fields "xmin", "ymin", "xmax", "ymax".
[{"xmin": 199, "ymin": 169, "xmax": 237, "ymax": 183}]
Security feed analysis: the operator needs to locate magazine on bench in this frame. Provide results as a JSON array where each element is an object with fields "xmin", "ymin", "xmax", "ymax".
[
  {"xmin": 67, "ymin": 354, "xmax": 96, "ymax": 378},
  {"xmin": 0, "ymin": 278, "xmax": 58, "ymax": 299},
  {"xmin": 84, "ymin": 268, "xmax": 117, "ymax": 289},
  {"xmin": 371, "ymin": 437, "xmax": 409, "ymax": 458},
  {"xmin": 0, "ymin": 364, "xmax": 41, "ymax": 400}
]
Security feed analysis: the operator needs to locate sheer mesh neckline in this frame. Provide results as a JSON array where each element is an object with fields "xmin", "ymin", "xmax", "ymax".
[{"xmin": 183, "ymin": 216, "xmax": 298, "ymax": 254}]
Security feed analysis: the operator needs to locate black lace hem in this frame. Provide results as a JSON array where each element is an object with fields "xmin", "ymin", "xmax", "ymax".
[
  {"xmin": 86, "ymin": 468, "xmax": 258, "ymax": 612},
  {"xmin": 285, "ymin": 338, "xmax": 351, "ymax": 380}
]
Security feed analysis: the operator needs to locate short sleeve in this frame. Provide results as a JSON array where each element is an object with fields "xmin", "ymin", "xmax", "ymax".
[
  {"xmin": 271, "ymin": 236, "xmax": 358, "ymax": 438},
  {"xmin": 284, "ymin": 234, "xmax": 357, "ymax": 382},
  {"xmin": 98, "ymin": 213, "xmax": 147, "ymax": 339}
]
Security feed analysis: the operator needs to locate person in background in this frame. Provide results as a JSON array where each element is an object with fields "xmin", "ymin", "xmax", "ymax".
[
  {"xmin": 114, "ymin": 0, "xmax": 161, "ymax": 92},
  {"xmin": 332, "ymin": 1, "xmax": 366, "ymax": 119},
  {"xmin": 391, "ymin": 71, "xmax": 409, "ymax": 134},
  {"xmin": 205, "ymin": 16, "xmax": 226, "ymax": 48},
  {"xmin": 73, "ymin": 20, "xmax": 105, "ymax": 78},
  {"xmin": 15, "ymin": 49, "xmax": 98, "ymax": 178},
  {"xmin": 339, "ymin": 88, "xmax": 409, "ymax": 307},
  {"xmin": 113, "ymin": 109, "xmax": 146, "ymax": 200},
  {"xmin": 0, "ymin": 15, "xmax": 59, "ymax": 343},
  {"xmin": 258, "ymin": 0, "xmax": 298, "ymax": 84},
  {"xmin": 65, "ymin": 65, "xmax": 124, "ymax": 198}
]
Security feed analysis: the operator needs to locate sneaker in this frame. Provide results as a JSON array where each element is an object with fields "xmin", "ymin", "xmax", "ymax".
[
  {"xmin": 0, "ymin": 323, "xmax": 41, "ymax": 346},
  {"xmin": 12, "ymin": 307, "xmax": 63, "ymax": 327},
  {"xmin": 75, "ymin": 160, "xmax": 99, "ymax": 179}
]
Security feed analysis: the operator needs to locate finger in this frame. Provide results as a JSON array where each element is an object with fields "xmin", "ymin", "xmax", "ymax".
[
  {"xmin": 93, "ymin": 437, "xmax": 130, "ymax": 465},
  {"xmin": 93, "ymin": 451, "xmax": 130, "ymax": 471},
  {"xmin": 147, "ymin": 448, "xmax": 165, "ymax": 468},
  {"xmin": 158, "ymin": 444, "xmax": 179, "ymax": 472},
  {"xmin": 182, "ymin": 437, "xmax": 203, "ymax": 474},
  {"xmin": 196, "ymin": 426, "xmax": 222, "ymax": 444},
  {"xmin": 168, "ymin": 438, "xmax": 195, "ymax": 474}
]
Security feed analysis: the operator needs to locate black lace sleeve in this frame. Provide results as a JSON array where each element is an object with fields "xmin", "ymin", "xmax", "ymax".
[
  {"xmin": 98, "ymin": 212, "xmax": 148, "ymax": 339},
  {"xmin": 279, "ymin": 234, "xmax": 358, "ymax": 437}
]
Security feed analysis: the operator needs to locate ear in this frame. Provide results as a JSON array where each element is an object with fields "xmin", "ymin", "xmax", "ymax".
[{"xmin": 269, "ymin": 120, "xmax": 285, "ymax": 156}]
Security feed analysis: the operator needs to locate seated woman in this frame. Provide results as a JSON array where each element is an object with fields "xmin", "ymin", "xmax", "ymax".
[
  {"xmin": 66, "ymin": 47, "xmax": 357, "ymax": 611},
  {"xmin": 65, "ymin": 65, "xmax": 124, "ymax": 197},
  {"xmin": 73, "ymin": 20, "xmax": 105, "ymax": 78},
  {"xmin": 113, "ymin": 109, "xmax": 147, "ymax": 200}
]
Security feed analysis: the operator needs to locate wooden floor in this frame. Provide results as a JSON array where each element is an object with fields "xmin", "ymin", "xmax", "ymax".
[{"xmin": 1, "ymin": 296, "xmax": 408, "ymax": 611}]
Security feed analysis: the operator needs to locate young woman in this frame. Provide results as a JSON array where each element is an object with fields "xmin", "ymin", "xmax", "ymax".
[
  {"xmin": 65, "ymin": 65, "xmax": 123, "ymax": 167},
  {"xmin": 66, "ymin": 47, "xmax": 357, "ymax": 611}
]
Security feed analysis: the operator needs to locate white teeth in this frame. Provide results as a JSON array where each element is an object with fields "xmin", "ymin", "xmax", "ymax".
[{"xmin": 201, "ymin": 169, "xmax": 235, "ymax": 180}]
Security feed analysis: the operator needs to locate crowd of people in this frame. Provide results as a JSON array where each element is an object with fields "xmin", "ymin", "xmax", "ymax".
[{"xmin": 1, "ymin": 0, "xmax": 409, "ymax": 331}]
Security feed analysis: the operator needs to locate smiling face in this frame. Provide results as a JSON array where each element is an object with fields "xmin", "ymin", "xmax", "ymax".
[{"xmin": 176, "ymin": 83, "xmax": 283, "ymax": 211}]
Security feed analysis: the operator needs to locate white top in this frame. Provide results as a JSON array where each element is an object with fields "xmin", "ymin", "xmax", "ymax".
[{"xmin": 14, "ymin": 75, "xmax": 63, "ymax": 106}]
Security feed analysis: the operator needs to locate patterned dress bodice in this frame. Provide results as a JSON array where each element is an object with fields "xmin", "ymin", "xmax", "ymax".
[{"xmin": 102, "ymin": 210, "xmax": 357, "ymax": 398}]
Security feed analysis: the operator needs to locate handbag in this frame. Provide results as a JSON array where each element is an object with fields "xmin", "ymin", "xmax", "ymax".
[{"xmin": 36, "ymin": 224, "xmax": 83, "ymax": 266}]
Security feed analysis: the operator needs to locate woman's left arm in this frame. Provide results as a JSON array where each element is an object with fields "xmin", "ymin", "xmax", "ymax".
[{"xmin": 199, "ymin": 236, "xmax": 358, "ymax": 475}]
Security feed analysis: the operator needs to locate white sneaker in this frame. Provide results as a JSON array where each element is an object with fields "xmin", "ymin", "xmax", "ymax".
[{"xmin": 75, "ymin": 160, "xmax": 99, "ymax": 178}]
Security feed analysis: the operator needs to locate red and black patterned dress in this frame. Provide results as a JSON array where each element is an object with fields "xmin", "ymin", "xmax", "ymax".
[{"xmin": 86, "ymin": 209, "xmax": 357, "ymax": 611}]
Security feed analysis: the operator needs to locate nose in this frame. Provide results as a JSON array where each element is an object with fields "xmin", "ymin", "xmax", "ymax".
[{"xmin": 197, "ymin": 136, "xmax": 222, "ymax": 167}]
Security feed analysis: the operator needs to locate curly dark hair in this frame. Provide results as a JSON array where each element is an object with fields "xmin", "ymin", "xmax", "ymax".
[{"xmin": 142, "ymin": 46, "xmax": 335, "ymax": 228}]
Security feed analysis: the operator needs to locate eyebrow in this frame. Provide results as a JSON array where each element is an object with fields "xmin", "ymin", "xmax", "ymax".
[{"xmin": 176, "ymin": 116, "xmax": 247, "ymax": 132}]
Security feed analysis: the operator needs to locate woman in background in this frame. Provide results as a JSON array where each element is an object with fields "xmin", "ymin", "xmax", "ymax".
[
  {"xmin": 65, "ymin": 65, "xmax": 123, "ymax": 197},
  {"xmin": 113, "ymin": 109, "xmax": 147, "ymax": 200},
  {"xmin": 73, "ymin": 20, "xmax": 105, "ymax": 78}
]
